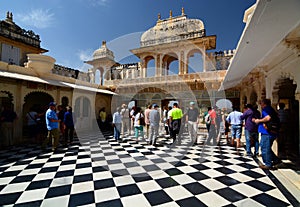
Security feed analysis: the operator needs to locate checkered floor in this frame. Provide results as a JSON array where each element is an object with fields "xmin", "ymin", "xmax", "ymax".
[{"xmin": 0, "ymin": 129, "xmax": 296, "ymax": 207}]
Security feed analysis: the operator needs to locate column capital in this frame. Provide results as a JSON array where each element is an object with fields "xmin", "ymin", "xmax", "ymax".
[{"xmin": 295, "ymin": 93, "xmax": 300, "ymax": 101}]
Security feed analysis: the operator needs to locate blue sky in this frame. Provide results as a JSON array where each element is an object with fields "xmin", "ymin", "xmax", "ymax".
[{"xmin": 1, "ymin": 0, "xmax": 256, "ymax": 72}]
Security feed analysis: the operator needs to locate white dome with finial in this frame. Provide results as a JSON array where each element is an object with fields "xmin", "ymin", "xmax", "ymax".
[
  {"xmin": 93, "ymin": 41, "xmax": 114, "ymax": 60},
  {"xmin": 141, "ymin": 8, "xmax": 205, "ymax": 47}
]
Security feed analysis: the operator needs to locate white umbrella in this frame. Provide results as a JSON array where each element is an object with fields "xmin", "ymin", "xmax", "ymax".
[{"xmin": 216, "ymin": 99, "xmax": 232, "ymax": 110}]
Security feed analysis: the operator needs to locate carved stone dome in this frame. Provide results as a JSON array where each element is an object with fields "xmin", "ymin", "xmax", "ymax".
[
  {"xmin": 141, "ymin": 12, "xmax": 205, "ymax": 47},
  {"xmin": 93, "ymin": 41, "xmax": 114, "ymax": 60}
]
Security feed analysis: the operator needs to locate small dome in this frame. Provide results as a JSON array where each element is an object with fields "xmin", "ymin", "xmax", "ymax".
[
  {"xmin": 141, "ymin": 15, "xmax": 205, "ymax": 47},
  {"xmin": 93, "ymin": 41, "xmax": 114, "ymax": 60}
]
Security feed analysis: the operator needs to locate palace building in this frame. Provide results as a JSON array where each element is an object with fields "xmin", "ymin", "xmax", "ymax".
[
  {"xmin": 85, "ymin": 9, "xmax": 238, "ymax": 109},
  {"xmin": 0, "ymin": 12, "xmax": 115, "ymax": 145}
]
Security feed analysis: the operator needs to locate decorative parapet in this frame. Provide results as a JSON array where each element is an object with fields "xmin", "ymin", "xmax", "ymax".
[
  {"xmin": 141, "ymin": 9, "xmax": 206, "ymax": 47},
  {"xmin": 111, "ymin": 63, "xmax": 139, "ymax": 70},
  {"xmin": 104, "ymin": 70, "xmax": 226, "ymax": 87},
  {"xmin": 0, "ymin": 12, "xmax": 41, "ymax": 48},
  {"xmin": 52, "ymin": 64, "xmax": 80, "ymax": 79},
  {"xmin": 141, "ymin": 30, "xmax": 206, "ymax": 47},
  {"xmin": 25, "ymin": 54, "xmax": 55, "ymax": 76},
  {"xmin": 206, "ymin": 49, "xmax": 235, "ymax": 70},
  {"xmin": 206, "ymin": 49, "xmax": 236, "ymax": 58}
]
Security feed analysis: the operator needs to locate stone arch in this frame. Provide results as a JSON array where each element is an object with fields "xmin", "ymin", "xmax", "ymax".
[
  {"xmin": 162, "ymin": 52, "xmax": 179, "ymax": 75},
  {"xmin": 23, "ymin": 91, "xmax": 54, "ymax": 114},
  {"xmin": 273, "ymin": 78, "xmax": 297, "ymax": 101},
  {"xmin": 272, "ymin": 77, "xmax": 298, "ymax": 157},
  {"xmin": 22, "ymin": 91, "xmax": 54, "ymax": 137},
  {"xmin": 144, "ymin": 55, "xmax": 155, "ymax": 69},
  {"xmin": 187, "ymin": 48, "xmax": 204, "ymax": 73},
  {"xmin": 152, "ymin": 94, "xmax": 161, "ymax": 100},
  {"xmin": 74, "ymin": 96, "xmax": 92, "ymax": 129},
  {"xmin": 0, "ymin": 90, "xmax": 14, "ymax": 109},
  {"xmin": 144, "ymin": 55, "xmax": 155, "ymax": 77},
  {"xmin": 250, "ymin": 91, "xmax": 258, "ymax": 106},
  {"xmin": 95, "ymin": 69, "xmax": 101, "ymax": 84}
]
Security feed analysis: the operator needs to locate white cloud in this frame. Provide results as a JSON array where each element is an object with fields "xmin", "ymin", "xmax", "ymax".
[
  {"xmin": 76, "ymin": 49, "xmax": 94, "ymax": 72},
  {"xmin": 16, "ymin": 9, "xmax": 54, "ymax": 29},
  {"xmin": 85, "ymin": 0, "xmax": 109, "ymax": 7},
  {"xmin": 77, "ymin": 49, "xmax": 93, "ymax": 62}
]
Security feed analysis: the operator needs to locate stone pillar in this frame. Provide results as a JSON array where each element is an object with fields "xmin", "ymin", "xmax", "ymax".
[
  {"xmin": 155, "ymin": 54, "xmax": 161, "ymax": 77},
  {"xmin": 100, "ymin": 70, "xmax": 104, "ymax": 85},
  {"xmin": 15, "ymin": 83, "xmax": 22, "ymax": 143},
  {"xmin": 126, "ymin": 69, "xmax": 129, "ymax": 79},
  {"xmin": 179, "ymin": 51, "xmax": 185, "ymax": 75},
  {"xmin": 295, "ymin": 93, "xmax": 300, "ymax": 156},
  {"xmin": 202, "ymin": 49, "xmax": 207, "ymax": 72},
  {"xmin": 88, "ymin": 69, "xmax": 95, "ymax": 83},
  {"xmin": 141, "ymin": 60, "xmax": 146, "ymax": 78}
]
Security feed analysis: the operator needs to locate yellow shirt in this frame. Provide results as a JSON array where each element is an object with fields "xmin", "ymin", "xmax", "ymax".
[
  {"xmin": 100, "ymin": 111, "xmax": 106, "ymax": 122},
  {"xmin": 170, "ymin": 108, "xmax": 183, "ymax": 120}
]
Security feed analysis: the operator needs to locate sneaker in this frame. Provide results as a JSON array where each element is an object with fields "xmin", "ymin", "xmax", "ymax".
[
  {"xmin": 259, "ymin": 164, "xmax": 275, "ymax": 170},
  {"xmin": 273, "ymin": 159, "xmax": 282, "ymax": 165},
  {"xmin": 273, "ymin": 159, "xmax": 283, "ymax": 167}
]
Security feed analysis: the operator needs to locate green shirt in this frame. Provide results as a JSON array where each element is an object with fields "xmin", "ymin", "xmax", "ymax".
[{"xmin": 170, "ymin": 108, "xmax": 183, "ymax": 120}]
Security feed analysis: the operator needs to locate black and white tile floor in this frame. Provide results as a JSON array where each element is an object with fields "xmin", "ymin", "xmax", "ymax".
[{"xmin": 0, "ymin": 130, "xmax": 298, "ymax": 207}]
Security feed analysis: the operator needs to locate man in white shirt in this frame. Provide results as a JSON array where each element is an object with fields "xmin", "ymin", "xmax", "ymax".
[
  {"xmin": 121, "ymin": 104, "xmax": 130, "ymax": 136},
  {"xmin": 112, "ymin": 107, "xmax": 122, "ymax": 141},
  {"xmin": 149, "ymin": 104, "xmax": 160, "ymax": 146},
  {"xmin": 226, "ymin": 106, "xmax": 243, "ymax": 148}
]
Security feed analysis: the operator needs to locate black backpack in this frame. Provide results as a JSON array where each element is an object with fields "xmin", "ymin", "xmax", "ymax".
[{"xmin": 263, "ymin": 109, "xmax": 280, "ymax": 134}]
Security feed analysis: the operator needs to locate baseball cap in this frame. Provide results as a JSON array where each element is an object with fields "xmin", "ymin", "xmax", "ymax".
[
  {"xmin": 152, "ymin": 104, "xmax": 159, "ymax": 108},
  {"xmin": 49, "ymin": 102, "xmax": 57, "ymax": 107},
  {"xmin": 190, "ymin": 101, "xmax": 195, "ymax": 105}
]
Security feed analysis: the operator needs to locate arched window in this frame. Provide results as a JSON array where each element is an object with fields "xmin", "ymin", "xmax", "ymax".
[
  {"xmin": 187, "ymin": 50, "xmax": 203, "ymax": 73},
  {"xmin": 162, "ymin": 53, "xmax": 178, "ymax": 75}
]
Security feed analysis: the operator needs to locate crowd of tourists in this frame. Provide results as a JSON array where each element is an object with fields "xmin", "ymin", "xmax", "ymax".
[
  {"xmin": 111, "ymin": 98, "xmax": 286, "ymax": 170},
  {"xmin": 41, "ymin": 102, "xmax": 75, "ymax": 151},
  {"xmin": 204, "ymin": 98, "xmax": 285, "ymax": 170},
  {"xmin": 0, "ymin": 98, "xmax": 287, "ymax": 171},
  {"xmin": 112, "ymin": 101, "xmax": 212, "ymax": 146}
]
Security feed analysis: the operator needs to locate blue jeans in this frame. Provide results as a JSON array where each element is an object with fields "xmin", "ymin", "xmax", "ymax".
[
  {"xmin": 114, "ymin": 123, "xmax": 121, "ymax": 140},
  {"xmin": 231, "ymin": 125, "xmax": 242, "ymax": 138},
  {"xmin": 245, "ymin": 129, "xmax": 259, "ymax": 155},
  {"xmin": 260, "ymin": 134, "xmax": 278, "ymax": 167}
]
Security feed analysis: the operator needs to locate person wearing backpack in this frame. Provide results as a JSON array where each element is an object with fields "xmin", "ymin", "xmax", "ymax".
[
  {"xmin": 241, "ymin": 104, "xmax": 260, "ymax": 157},
  {"xmin": 133, "ymin": 107, "xmax": 145, "ymax": 140},
  {"xmin": 253, "ymin": 99, "xmax": 281, "ymax": 170},
  {"xmin": 162, "ymin": 106, "xmax": 170, "ymax": 135},
  {"xmin": 203, "ymin": 107, "xmax": 211, "ymax": 132},
  {"xmin": 205, "ymin": 106, "xmax": 217, "ymax": 145},
  {"xmin": 169, "ymin": 103, "xmax": 183, "ymax": 145}
]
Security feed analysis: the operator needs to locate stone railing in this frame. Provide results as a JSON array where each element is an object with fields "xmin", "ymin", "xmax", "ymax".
[
  {"xmin": 104, "ymin": 70, "xmax": 226, "ymax": 86},
  {"xmin": 141, "ymin": 29, "xmax": 206, "ymax": 47},
  {"xmin": 52, "ymin": 64, "xmax": 79, "ymax": 79}
]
